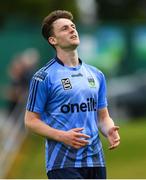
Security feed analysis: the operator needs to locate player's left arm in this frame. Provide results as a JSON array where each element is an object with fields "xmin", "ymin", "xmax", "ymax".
[{"xmin": 97, "ymin": 107, "xmax": 120, "ymax": 150}]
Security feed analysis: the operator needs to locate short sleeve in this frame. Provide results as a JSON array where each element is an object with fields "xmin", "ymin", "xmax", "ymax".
[
  {"xmin": 97, "ymin": 71, "xmax": 108, "ymax": 109},
  {"xmin": 26, "ymin": 70, "xmax": 49, "ymax": 113}
]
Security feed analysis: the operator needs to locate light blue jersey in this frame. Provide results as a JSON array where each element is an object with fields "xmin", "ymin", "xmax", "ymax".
[{"xmin": 26, "ymin": 57, "xmax": 108, "ymax": 172}]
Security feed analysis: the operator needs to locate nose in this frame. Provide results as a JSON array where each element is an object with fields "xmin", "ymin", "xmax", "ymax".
[{"xmin": 70, "ymin": 26, "xmax": 75, "ymax": 33}]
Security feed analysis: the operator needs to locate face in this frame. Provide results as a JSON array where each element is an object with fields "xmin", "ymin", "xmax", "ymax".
[{"xmin": 49, "ymin": 18, "xmax": 80, "ymax": 50}]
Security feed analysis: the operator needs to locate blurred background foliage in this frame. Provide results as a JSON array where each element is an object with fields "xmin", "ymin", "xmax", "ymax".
[
  {"xmin": 0, "ymin": 0, "xmax": 79, "ymax": 24},
  {"xmin": 0, "ymin": 0, "xmax": 146, "ymax": 179},
  {"xmin": 97, "ymin": 0, "xmax": 146, "ymax": 22}
]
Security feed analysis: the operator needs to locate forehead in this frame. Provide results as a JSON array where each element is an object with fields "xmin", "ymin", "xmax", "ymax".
[{"xmin": 52, "ymin": 18, "xmax": 74, "ymax": 29}]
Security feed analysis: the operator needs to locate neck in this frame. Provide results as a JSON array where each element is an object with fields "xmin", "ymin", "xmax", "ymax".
[{"xmin": 56, "ymin": 49, "xmax": 79, "ymax": 67}]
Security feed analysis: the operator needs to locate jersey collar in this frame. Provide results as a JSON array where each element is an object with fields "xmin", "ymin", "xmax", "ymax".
[{"xmin": 55, "ymin": 56, "xmax": 82, "ymax": 67}]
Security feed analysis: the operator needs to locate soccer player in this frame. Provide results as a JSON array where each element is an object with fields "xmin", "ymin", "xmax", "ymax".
[{"xmin": 25, "ymin": 10, "xmax": 120, "ymax": 179}]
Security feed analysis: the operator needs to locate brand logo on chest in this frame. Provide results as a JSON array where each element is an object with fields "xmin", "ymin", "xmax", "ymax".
[{"xmin": 61, "ymin": 78, "xmax": 72, "ymax": 90}]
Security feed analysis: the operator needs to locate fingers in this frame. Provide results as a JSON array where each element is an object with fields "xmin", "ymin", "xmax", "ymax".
[
  {"xmin": 68, "ymin": 128, "xmax": 90, "ymax": 149},
  {"xmin": 73, "ymin": 139, "xmax": 89, "ymax": 149},
  {"xmin": 108, "ymin": 126, "xmax": 120, "ymax": 135},
  {"xmin": 72, "ymin": 127, "xmax": 84, "ymax": 132},
  {"xmin": 114, "ymin": 137, "xmax": 120, "ymax": 143},
  {"xmin": 107, "ymin": 126, "xmax": 120, "ymax": 150},
  {"xmin": 108, "ymin": 136, "xmax": 120, "ymax": 150},
  {"xmin": 76, "ymin": 133, "xmax": 90, "ymax": 139},
  {"xmin": 113, "ymin": 126, "xmax": 120, "ymax": 131},
  {"xmin": 109, "ymin": 140, "xmax": 120, "ymax": 150},
  {"xmin": 71, "ymin": 127, "xmax": 91, "ymax": 139},
  {"xmin": 72, "ymin": 131, "xmax": 90, "ymax": 149},
  {"xmin": 75, "ymin": 138, "xmax": 89, "ymax": 144}
]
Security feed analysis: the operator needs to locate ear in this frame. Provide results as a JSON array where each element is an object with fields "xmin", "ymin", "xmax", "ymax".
[{"xmin": 48, "ymin": 36, "xmax": 57, "ymax": 46}]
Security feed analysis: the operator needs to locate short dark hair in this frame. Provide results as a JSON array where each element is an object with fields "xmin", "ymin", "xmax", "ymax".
[{"xmin": 42, "ymin": 10, "xmax": 73, "ymax": 41}]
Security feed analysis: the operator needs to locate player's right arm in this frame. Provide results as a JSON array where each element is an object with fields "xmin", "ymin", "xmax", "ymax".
[{"xmin": 25, "ymin": 110, "xmax": 90, "ymax": 149}]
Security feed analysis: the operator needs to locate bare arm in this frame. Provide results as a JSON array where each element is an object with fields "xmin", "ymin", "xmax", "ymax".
[
  {"xmin": 98, "ymin": 107, "xmax": 120, "ymax": 150},
  {"xmin": 24, "ymin": 110, "xmax": 90, "ymax": 149}
]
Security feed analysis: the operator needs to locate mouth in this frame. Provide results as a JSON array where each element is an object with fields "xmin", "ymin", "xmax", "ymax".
[{"xmin": 70, "ymin": 35, "xmax": 78, "ymax": 39}]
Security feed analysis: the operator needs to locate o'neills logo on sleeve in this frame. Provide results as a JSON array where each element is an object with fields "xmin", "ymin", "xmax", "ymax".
[
  {"xmin": 60, "ymin": 98, "xmax": 97, "ymax": 113},
  {"xmin": 61, "ymin": 78, "xmax": 72, "ymax": 90}
]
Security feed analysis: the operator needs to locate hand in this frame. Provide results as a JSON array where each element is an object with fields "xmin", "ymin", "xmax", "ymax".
[
  {"xmin": 107, "ymin": 126, "xmax": 120, "ymax": 150},
  {"xmin": 59, "ymin": 127, "xmax": 90, "ymax": 149}
]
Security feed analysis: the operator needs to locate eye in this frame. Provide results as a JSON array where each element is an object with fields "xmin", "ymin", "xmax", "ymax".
[
  {"xmin": 61, "ymin": 26, "xmax": 68, "ymax": 31},
  {"xmin": 71, "ymin": 24, "xmax": 76, "ymax": 29}
]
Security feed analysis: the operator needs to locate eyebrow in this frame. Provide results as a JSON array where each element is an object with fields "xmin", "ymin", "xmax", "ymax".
[{"xmin": 60, "ymin": 23, "xmax": 76, "ymax": 29}]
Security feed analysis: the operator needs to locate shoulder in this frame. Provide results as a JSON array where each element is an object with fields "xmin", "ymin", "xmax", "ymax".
[
  {"xmin": 42, "ymin": 58, "xmax": 57, "ymax": 72},
  {"xmin": 83, "ymin": 62, "xmax": 105, "ymax": 78},
  {"xmin": 33, "ymin": 58, "xmax": 57, "ymax": 82}
]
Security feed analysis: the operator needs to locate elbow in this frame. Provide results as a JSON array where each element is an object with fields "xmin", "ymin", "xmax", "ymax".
[
  {"xmin": 24, "ymin": 116, "xmax": 30, "ymax": 129},
  {"xmin": 24, "ymin": 111, "xmax": 40, "ymax": 131},
  {"xmin": 24, "ymin": 112, "xmax": 32, "ymax": 130}
]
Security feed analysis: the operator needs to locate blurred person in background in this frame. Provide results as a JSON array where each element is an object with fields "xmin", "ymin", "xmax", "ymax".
[
  {"xmin": 7, "ymin": 48, "xmax": 40, "ymax": 120},
  {"xmin": 25, "ymin": 10, "xmax": 120, "ymax": 179}
]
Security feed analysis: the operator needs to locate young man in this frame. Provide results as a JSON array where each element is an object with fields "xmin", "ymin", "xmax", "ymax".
[{"xmin": 25, "ymin": 10, "xmax": 120, "ymax": 179}]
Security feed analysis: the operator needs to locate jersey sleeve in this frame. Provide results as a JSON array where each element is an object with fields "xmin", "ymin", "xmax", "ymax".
[
  {"xmin": 26, "ymin": 70, "xmax": 49, "ymax": 113},
  {"xmin": 97, "ymin": 71, "xmax": 108, "ymax": 109}
]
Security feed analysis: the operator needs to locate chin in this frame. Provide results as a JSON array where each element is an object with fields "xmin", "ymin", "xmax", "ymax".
[
  {"xmin": 72, "ymin": 40, "xmax": 80, "ymax": 46},
  {"xmin": 72, "ymin": 43, "xmax": 80, "ymax": 48},
  {"xmin": 68, "ymin": 44, "xmax": 79, "ymax": 50}
]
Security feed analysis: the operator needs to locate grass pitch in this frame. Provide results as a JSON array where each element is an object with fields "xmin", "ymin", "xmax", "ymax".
[{"xmin": 6, "ymin": 118, "xmax": 146, "ymax": 179}]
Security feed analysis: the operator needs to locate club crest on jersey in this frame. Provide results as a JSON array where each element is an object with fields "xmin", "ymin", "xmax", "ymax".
[
  {"xmin": 88, "ymin": 77, "xmax": 96, "ymax": 88},
  {"xmin": 61, "ymin": 78, "xmax": 72, "ymax": 90}
]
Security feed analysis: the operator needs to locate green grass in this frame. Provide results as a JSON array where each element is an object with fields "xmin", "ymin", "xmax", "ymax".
[
  {"xmin": 6, "ymin": 119, "xmax": 146, "ymax": 179},
  {"xmin": 6, "ymin": 134, "xmax": 47, "ymax": 179},
  {"xmin": 102, "ymin": 120, "xmax": 146, "ymax": 178}
]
